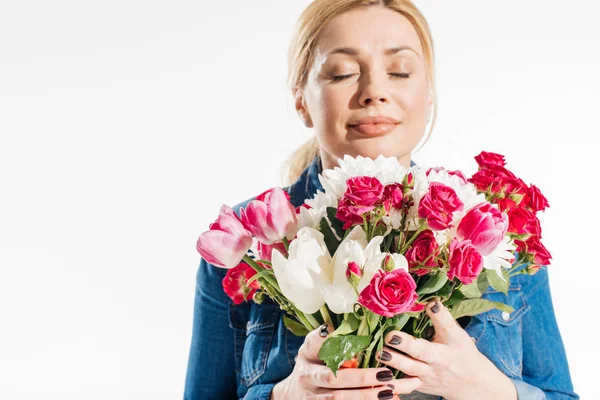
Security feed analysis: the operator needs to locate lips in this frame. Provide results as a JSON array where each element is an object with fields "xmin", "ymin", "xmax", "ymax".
[{"xmin": 348, "ymin": 116, "xmax": 400, "ymax": 136}]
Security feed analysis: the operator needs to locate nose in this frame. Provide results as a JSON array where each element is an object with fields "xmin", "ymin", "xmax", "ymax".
[{"xmin": 358, "ymin": 74, "xmax": 390, "ymax": 107}]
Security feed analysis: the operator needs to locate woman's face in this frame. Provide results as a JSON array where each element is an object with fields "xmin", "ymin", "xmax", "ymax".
[{"xmin": 295, "ymin": 6, "xmax": 432, "ymax": 170}]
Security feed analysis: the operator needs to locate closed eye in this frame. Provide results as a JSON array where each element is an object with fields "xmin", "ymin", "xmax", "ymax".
[{"xmin": 331, "ymin": 73, "xmax": 411, "ymax": 82}]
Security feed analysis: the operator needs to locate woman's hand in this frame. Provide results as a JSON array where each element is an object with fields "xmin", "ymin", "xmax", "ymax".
[
  {"xmin": 271, "ymin": 324, "xmax": 421, "ymax": 400},
  {"xmin": 375, "ymin": 301, "xmax": 518, "ymax": 400}
]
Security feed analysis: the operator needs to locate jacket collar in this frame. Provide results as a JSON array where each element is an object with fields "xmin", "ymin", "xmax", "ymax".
[{"xmin": 288, "ymin": 155, "xmax": 417, "ymax": 208}]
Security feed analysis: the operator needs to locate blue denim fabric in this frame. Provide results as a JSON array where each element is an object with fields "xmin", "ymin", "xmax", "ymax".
[{"xmin": 184, "ymin": 156, "xmax": 579, "ymax": 399}]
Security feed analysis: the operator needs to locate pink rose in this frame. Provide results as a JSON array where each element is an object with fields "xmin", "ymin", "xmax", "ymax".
[
  {"xmin": 526, "ymin": 185, "xmax": 549, "ymax": 213},
  {"xmin": 357, "ymin": 269, "xmax": 419, "ymax": 318},
  {"xmin": 474, "ymin": 151, "xmax": 506, "ymax": 168},
  {"xmin": 405, "ymin": 230, "xmax": 441, "ymax": 276},
  {"xmin": 336, "ymin": 197, "xmax": 373, "ymax": 230},
  {"xmin": 240, "ymin": 187, "xmax": 298, "ymax": 245},
  {"xmin": 345, "ymin": 176, "xmax": 384, "ymax": 206},
  {"xmin": 456, "ymin": 202, "xmax": 508, "ymax": 256},
  {"xmin": 196, "ymin": 205, "xmax": 253, "ymax": 269},
  {"xmin": 418, "ymin": 182, "xmax": 464, "ymax": 230},
  {"xmin": 426, "ymin": 167, "xmax": 468, "ymax": 185},
  {"xmin": 382, "ymin": 183, "xmax": 404, "ymax": 213},
  {"xmin": 507, "ymin": 207, "xmax": 541, "ymax": 240},
  {"xmin": 447, "ymin": 237, "xmax": 484, "ymax": 285},
  {"xmin": 345, "ymin": 261, "xmax": 363, "ymax": 280},
  {"xmin": 222, "ymin": 261, "xmax": 260, "ymax": 304}
]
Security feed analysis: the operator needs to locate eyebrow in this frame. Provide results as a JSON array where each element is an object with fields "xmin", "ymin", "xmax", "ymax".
[{"xmin": 326, "ymin": 45, "xmax": 420, "ymax": 58}]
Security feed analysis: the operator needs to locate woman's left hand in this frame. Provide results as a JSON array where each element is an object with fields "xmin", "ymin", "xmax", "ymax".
[{"xmin": 377, "ymin": 300, "xmax": 518, "ymax": 400}]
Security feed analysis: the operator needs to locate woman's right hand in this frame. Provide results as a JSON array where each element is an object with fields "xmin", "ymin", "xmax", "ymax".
[{"xmin": 270, "ymin": 324, "xmax": 422, "ymax": 399}]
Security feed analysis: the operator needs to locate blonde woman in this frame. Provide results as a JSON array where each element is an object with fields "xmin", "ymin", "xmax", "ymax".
[{"xmin": 184, "ymin": 1, "xmax": 578, "ymax": 399}]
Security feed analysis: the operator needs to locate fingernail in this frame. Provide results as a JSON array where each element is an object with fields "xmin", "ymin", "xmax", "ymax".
[
  {"xmin": 319, "ymin": 324, "xmax": 329, "ymax": 337},
  {"xmin": 387, "ymin": 384, "xmax": 395, "ymax": 390},
  {"xmin": 376, "ymin": 369, "xmax": 393, "ymax": 381},
  {"xmin": 388, "ymin": 335, "xmax": 402, "ymax": 345},
  {"xmin": 378, "ymin": 389, "xmax": 394, "ymax": 400},
  {"xmin": 431, "ymin": 302, "xmax": 440, "ymax": 313},
  {"xmin": 378, "ymin": 350, "xmax": 392, "ymax": 362}
]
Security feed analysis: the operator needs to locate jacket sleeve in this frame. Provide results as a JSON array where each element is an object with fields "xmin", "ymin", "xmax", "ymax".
[
  {"xmin": 513, "ymin": 266, "xmax": 579, "ymax": 399},
  {"xmin": 183, "ymin": 258, "xmax": 238, "ymax": 399}
]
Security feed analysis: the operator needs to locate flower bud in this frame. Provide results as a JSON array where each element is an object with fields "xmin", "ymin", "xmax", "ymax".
[
  {"xmin": 382, "ymin": 254, "xmax": 395, "ymax": 272},
  {"xmin": 346, "ymin": 261, "xmax": 363, "ymax": 286},
  {"xmin": 525, "ymin": 264, "xmax": 541, "ymax": 275}
]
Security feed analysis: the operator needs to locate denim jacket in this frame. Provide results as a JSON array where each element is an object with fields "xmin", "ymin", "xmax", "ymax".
[{"xmin": 184, "ymin": 156, "xmax": 579, "ymax": 400}]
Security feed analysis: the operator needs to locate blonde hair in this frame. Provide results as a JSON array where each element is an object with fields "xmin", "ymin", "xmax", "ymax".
[{"xmin": 282, "ymin": 0, "xmax": 438, "ymax": 186}]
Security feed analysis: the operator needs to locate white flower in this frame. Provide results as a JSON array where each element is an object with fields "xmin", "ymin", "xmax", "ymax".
[
  {"xmin": 320, "ymin": 226, "xmax": 385, "ymax": 313},
  {"xmin": 297, "ymin": 190, "xmax": 338, "ymax": 230},
  {"xmin": 271, "ymin": 227, "xmax": 332, "ymax": 314},
  {"xmin": 318, "ymin": 154, "xmax": 408, "ymax": 199},
  {"xmin": 483, "ymin": 235, "xmax": 517, "ymax": 281},
  {"xmin": 360, "ymin": 252, "xmax": 409, "ymax": 293}
]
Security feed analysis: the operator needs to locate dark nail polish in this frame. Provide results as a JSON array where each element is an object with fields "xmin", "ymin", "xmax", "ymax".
[
  {"xmin": 378, "ymin": 350, "xmax": 392, "ymax": 362},
  {"xmin": 387, "ymin": 384, "xmax": 395, "ymax": 389},
  {"xmin": 378, "ymin": 389, "xmax": 394, "ymax": 400},
  {"xmin": 389, "ymin": 335, "xmax": 402, "ymax": 345},
  {"xmin": 431, "ymin": 302, "xmax": 440, "ymax": 313},
  {"xmin": 319, "ymin": 324, "xmax": 328, "ymax": 337},
  {"xmin": 376, "ymin": 369, "xmax": 393, "ymax": 381}
]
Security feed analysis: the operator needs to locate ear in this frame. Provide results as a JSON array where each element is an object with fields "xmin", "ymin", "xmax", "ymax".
[{"xmin": 293, "ymin": 87, "xmax": 312, "ymax": 128}]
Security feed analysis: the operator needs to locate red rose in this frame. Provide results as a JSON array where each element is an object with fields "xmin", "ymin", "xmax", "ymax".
[
  {"xmin": 474, "ymin": 151, "xmax": 506, "ymax": 168},
  {"xmin": 336, "ymin": 197, "xmax": 373, "ymax": 230},
  {"xmin": 382, "ymin": 183, "xmax": 404, "ymax": 213},
  {"xmin": 527, "ymin": 237, "xmax": 552, "ymax": 266},
  {"xmin": 469, "ymin": 164, "xmax": 517, "ymax": 195},
  {"xmin": 447, "ymin": 237, "xmax": 484, "ymax": 285},
  {"xmin": 357, "ymin": 269, "xmax": 419, "ymax": 317},
  {"xmin": 345, "ymin": 176, "xmax": 384, "ymax": 206},
  {"xmin": 222, "ymin": 261, "xmax": 260, "ymax": 305},
  {"xmin": 456, "ymin": 202, "xmax": 508, "ymax": 256},
  {"xmin": 406, "ymin": 230, "xmax": 441, "ymax": 276},
  {"xmin": 526, "ymin": 185, "xmax": 549, "ymax": 213},
  {"xmin": 507, "ymin": 207, "xmax": 541, "ymax": 240},
  {"xmin": 418, "ymin": 182, "xmax": 464, "ymax": 230}
]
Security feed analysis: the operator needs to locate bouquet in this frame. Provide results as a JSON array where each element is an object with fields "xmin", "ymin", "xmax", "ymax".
[{"xmin": 196, "ymin": 151, "xmax": 551, "ymax": 377}]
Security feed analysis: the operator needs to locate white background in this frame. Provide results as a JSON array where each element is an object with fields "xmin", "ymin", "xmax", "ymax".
[{"xmin": 0, "ymin": 0, "xmax": 598, "ymax": 398}]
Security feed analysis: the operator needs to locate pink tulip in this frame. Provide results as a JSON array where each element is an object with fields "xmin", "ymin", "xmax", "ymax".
[
  {"xmin": 456, "ymin": 203, "xmax": 508, "ymax": 256},
  {"xmin": 196, "ymin": 205, "xmax": 253, "ymax": 269},
  {"xmin": 240, "ymin": 187, "xmax": 298, "ymax": 245}
]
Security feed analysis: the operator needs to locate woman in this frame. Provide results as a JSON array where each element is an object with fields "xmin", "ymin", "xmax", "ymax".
[{"xmin": 184, "ymin": 1, "xmax": 578, "ymax": 399}]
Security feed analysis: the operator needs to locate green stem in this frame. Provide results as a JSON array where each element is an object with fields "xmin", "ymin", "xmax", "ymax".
[
  {"xmin": 399, "ymin": 222, "xmax": 427, "ymax": 253},
  {"xmin": 320, "ymin": 305, "xmax": 333, "ymax": 326},
  {"xmin": 305, "ymin": 313, "xmax": 320, "ymax": 329},
  {"xmin": 282, "ymin": 237, "xmax": 290, "ymax": 252},
  {"xmin": 357, "ymin": 313, "xmax": 369, "ymax": 336}
]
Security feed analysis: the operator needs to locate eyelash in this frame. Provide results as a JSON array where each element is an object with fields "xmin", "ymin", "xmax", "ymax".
[{"xmin": 331, "ymin": 73, "xmax": 411, "ymax": 82}]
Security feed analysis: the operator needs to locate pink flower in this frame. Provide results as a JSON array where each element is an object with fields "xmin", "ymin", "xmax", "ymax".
[
  {"xmin": 196, "ymin": 205, "xmax": 253, "ymax": 269},
  {"xmin": 345, "ymin": 261, "xmax": 363, "ymax": 280},
  {"xmin": 426, "ymin": 167, "xmax": 468, "ymax": 185},
  {"xmin": 447, "ymin": 237, "xmax": 484, "ymax": 285},
  {"xmin": 418, "ymin": 182, "xmax": 464, "ymax": 230},
  {"xmin": 405, "ymin": 230, "xmax": 441, "ymax": 276},
  {"xmin": 456, "ymin": 203, "xmax": 508, "ymax": 256},
  {"xmin": 222, "ymin": 261, "xmax": 260, "ymax": 304},
  {"xmin": 474, "ymin": 151, "xmax": 506, "ymax": 168},
  {"xmin": 357, "ymin": 269, "xmax": 419, "ymax": 318},
  {"xmin": 526, "ymin": 185, "xmax": 549, "ymax": 213},
  {"xmin": 240, "ymin": 187, "xmax": 298, "ymax": 245},
  {"xmin": 521, "ymin": 237, "xmax": 552, "ymax": 266},
  {"xmin": 382, "ymin": 183, "xmax": 404, "ymax": 213},
  {"xmin": 344, "ymin": 176, "xmax": 384, "ymax": 206},
  {"xmin": 336, "ymin": 197, "xmax": 372, "ymax": 230},
  {"xmin": 256, "ymin": 241, "xmax": 287, "ymax": 265}
]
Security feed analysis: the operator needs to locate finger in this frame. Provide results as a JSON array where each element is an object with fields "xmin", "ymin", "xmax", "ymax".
[
  {"xmin": 383, "ymin": 330, "xmax": 444, "ymax": 365},
  {"xmin": 388, "ymin": 376, "xmax": 422, "ymax": 395},
  {"xmin": 307, "ymin": 365, "xmax": 396, "ymax": 389},
  {"xmin": 426, "ymin": 300, "xmax": 466, "ymax": 344},
  {"xmin": 375, "ymin": 347, "xmax": 430, "ymax": 378},
  {"xmin": 298, "ymin": 324, "xmax": 333, "ymax": 363},
  {"xmin": 314, "ymin": 386, "xmax": 395, "ymax": 399}
]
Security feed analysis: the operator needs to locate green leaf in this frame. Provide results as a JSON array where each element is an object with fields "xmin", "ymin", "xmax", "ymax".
[
  {"xmin": 444, "ymin": 289, "xmax": 466, "ymax": 307},
  {"xmin": 449, "ymin": 298, "xmax": 497, "ymax": 319},
  {"xmin": 417, "ymin": 272, "xmax": 449, "ymax": 295},
  {"xmin": 246, "ymin": 269, "xmax": 273, "ymax": 285},
  {"xmin": 391, "ymin": 313, "xmax": 410, "ymax": 331},
  {"xmin": 477, "ymin": 272, "xmax": 490, "ymax": 294},
  {"xmin": 318, "ymin": 335, "xmax": 371, "ymax": 376},
  {"xmin": 326, "ymin": 207, "xmax": 345, "ymax": 239},
  {"xmin": 319, "ymin": 216, "xmax": 341, "ymax": 256},
  {"xmin": 459, "ymin": 281, "xmax": 481, "ymax": 298},
  {"xmin": 486, "ymin": 269, "xmax": 509, "ymax": 295},
  {"xmin": 367, "ymin": 312, "xmax": 381, "ymax": 334},
  {"xmin": 490, "ymin": 301, "xmax": 514, "ymax": 314},
  {"xmin": 331, "ymin": 314, "xmax": 360, "ymax": 337},
  {"xmin": 282, "ymin": 314, "xmax": 309, "ymax": 336}
]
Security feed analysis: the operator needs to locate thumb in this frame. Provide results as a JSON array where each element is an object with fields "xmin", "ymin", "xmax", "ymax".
[
  {"xmin": 426, "ymin": 300, "xmax": 464, "ymax": 343},
  {"xmin": 299, "ymin": 323, "xmax": 333, "ymax": 363}
]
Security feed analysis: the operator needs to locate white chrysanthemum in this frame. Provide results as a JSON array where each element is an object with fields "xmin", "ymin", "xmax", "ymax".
[
  {"xmin": 483, "ymin": 235, "xmax": 517, "ymax": 281},
  {"xmin": 297, "ymin": 190, "xmax": 338, "ymax": 230},
  {"xmin": 318, "ymin": 154, "xmax": 408, "ymax": 199}
]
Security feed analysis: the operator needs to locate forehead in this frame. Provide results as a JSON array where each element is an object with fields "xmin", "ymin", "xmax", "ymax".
[{"xmin": 315, "ymin": 6, "xmax": 423, "ymax": 60}]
